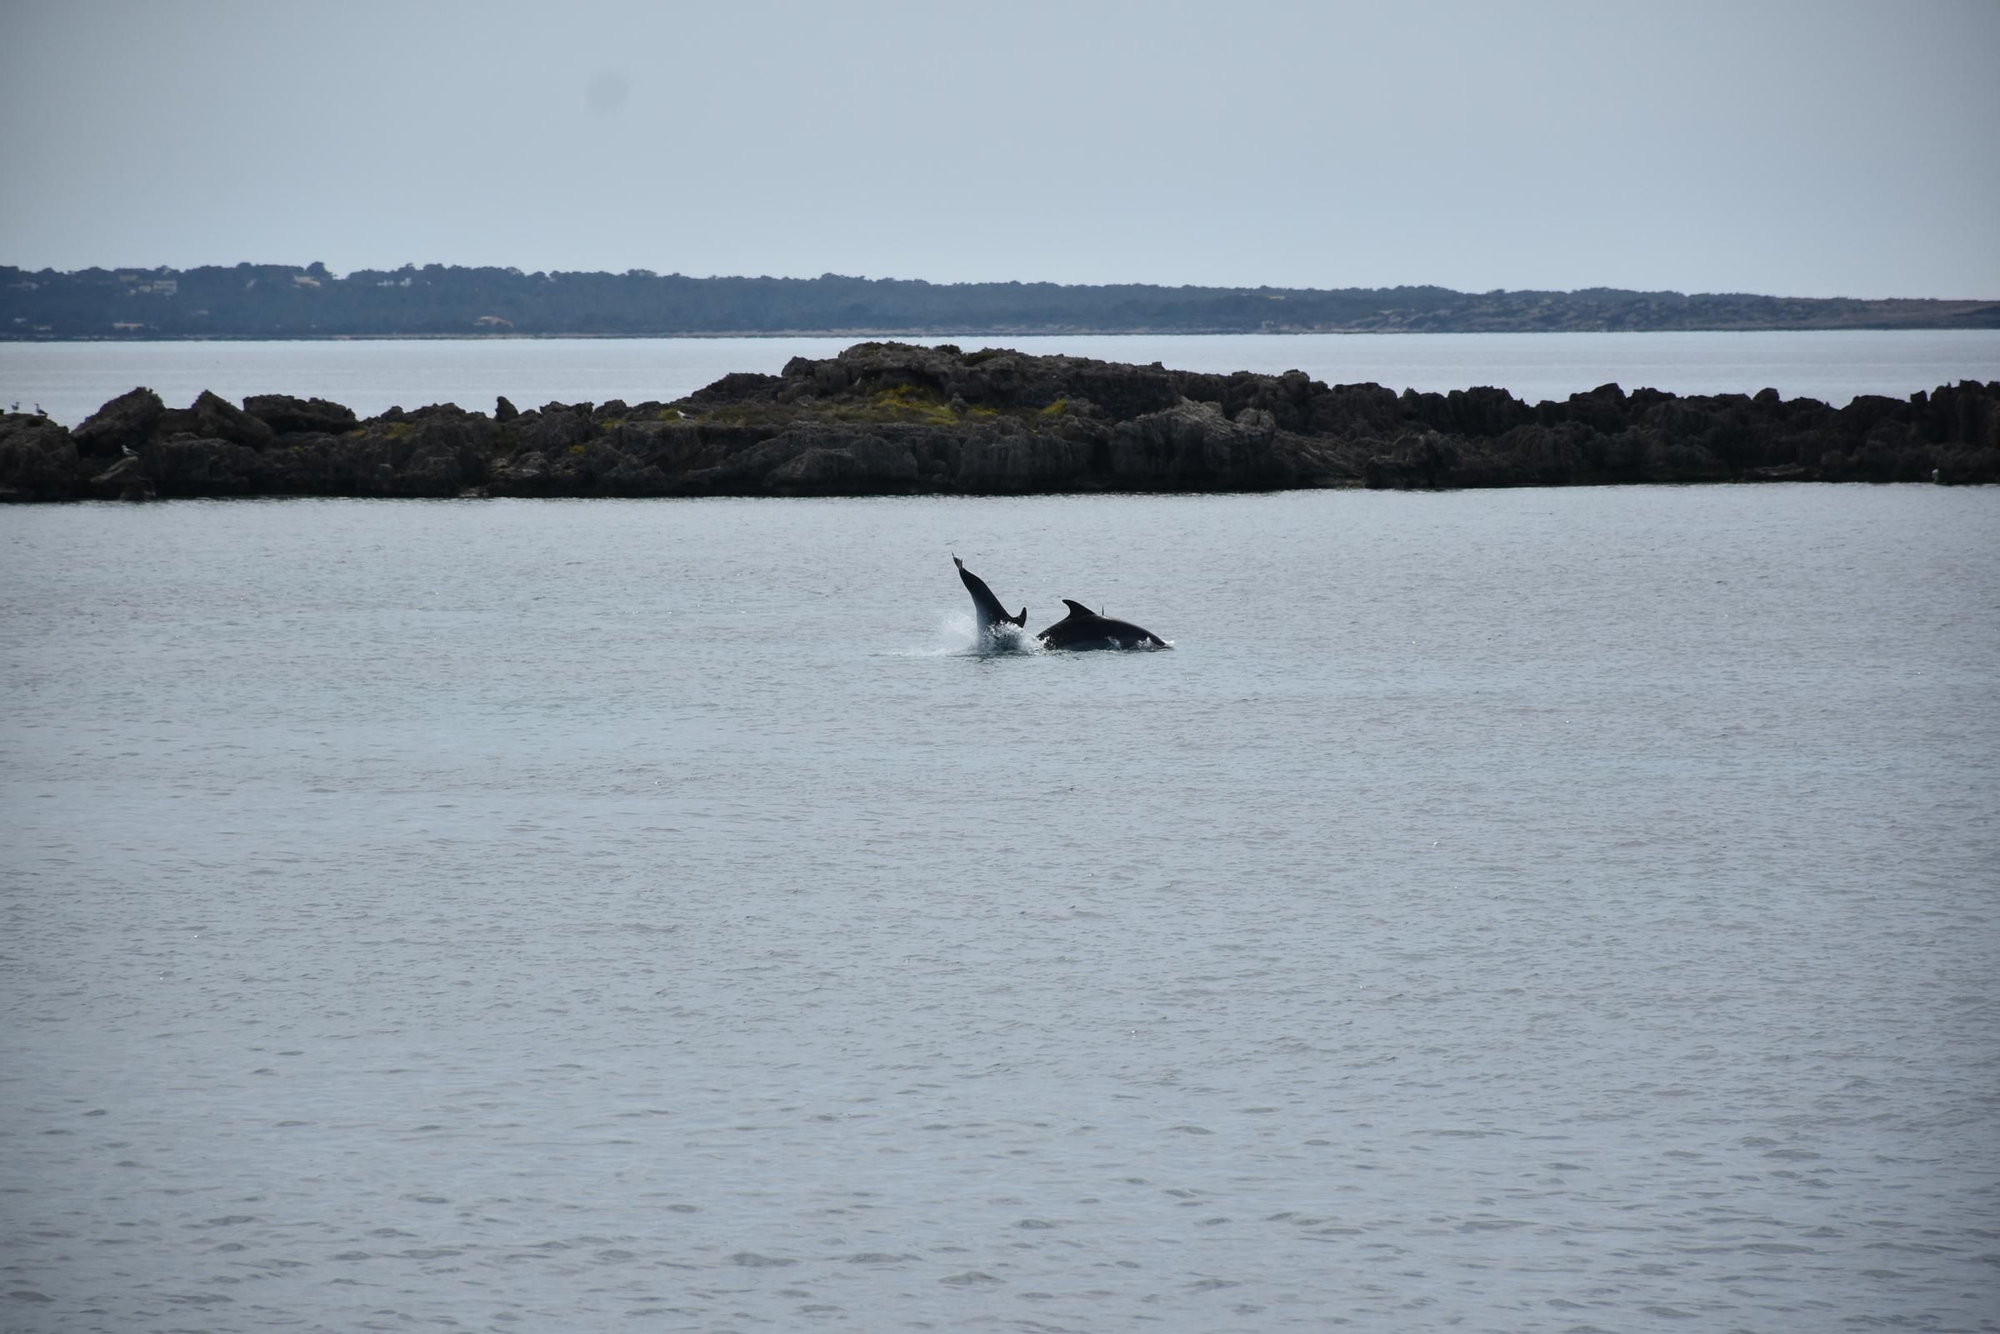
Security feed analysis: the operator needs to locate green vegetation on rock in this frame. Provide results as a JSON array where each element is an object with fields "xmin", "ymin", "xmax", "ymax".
[{"xmin": 5, "ymin": 342, "xmax": 1994, "ymax": 503}]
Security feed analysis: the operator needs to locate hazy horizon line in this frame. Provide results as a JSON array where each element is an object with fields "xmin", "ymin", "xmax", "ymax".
[{"xmin": 8, "ymin": 261, "xmax": 1996, "ymax": 306}]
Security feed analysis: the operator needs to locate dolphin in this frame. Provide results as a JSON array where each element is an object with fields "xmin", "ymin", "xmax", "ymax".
[
  {"xmin": 953, "ymin": 556, "xmax": 1027, "ymax": 645},
  {"xmin": 1037, "ymin": 599, "xmax": 1170, "ymax": 651}
]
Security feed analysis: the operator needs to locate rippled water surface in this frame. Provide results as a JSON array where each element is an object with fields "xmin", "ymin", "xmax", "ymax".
[{"xmin": 3, "ymin": 487, "xmax": 1997, "ymax": 1333}]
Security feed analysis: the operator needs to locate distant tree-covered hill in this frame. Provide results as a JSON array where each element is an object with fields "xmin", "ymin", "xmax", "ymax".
[{"xmin": 4, "ymin": 263, "xmax": 1996, "ymax": 339}]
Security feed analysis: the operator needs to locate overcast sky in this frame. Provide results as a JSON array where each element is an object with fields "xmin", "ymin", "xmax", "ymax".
[{"xmin": 3, "ymin": 0, "xmax": 1995, "ymax": 298}]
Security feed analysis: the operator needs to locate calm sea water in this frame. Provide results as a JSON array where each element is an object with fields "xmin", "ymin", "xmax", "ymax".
[
  {"xmin": 3, "ymin": 487, "xmax": 1997, "ymax": 1333},
  {"xmin": 4, "ymin": 329, "xmax": 1998, "ymax": 425}
]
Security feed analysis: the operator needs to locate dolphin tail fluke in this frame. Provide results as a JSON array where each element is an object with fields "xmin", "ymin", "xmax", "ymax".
[{"xmin": 1010, "ymin": 606, "xmax": 1027, "ymax": 627}]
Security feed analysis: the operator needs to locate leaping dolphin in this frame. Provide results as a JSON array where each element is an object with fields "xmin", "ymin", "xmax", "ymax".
[
  {"xmin": 953, "ymin": 556, "xmax": 1027, "ymax": 646},
  {"xmin": 1037, "ymin": 599, "xmax": 1171, "ymax": 651}
]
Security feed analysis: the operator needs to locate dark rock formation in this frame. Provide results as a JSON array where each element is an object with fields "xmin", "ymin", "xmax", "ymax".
[
  {"xmin": 85, "ymin": 454, "xmax": 155, "ymax": 502},
  {"xmin": 0, "ymin": 412, "xmax": 82, "ymax": 500},
  {"xmin": 243, "ymin": 393, "xmax": 358, "ymax": 435},
  {"xmin": 185, "ymin": 389, "xmax": 277, "ymax": 450},
  {"xmin": 5, "ymin": 343, "xmax": 1997, "ymax": 502},
  {"xmin": 72, "ymin": 386, "xmax": 163, "ymax": 458}
]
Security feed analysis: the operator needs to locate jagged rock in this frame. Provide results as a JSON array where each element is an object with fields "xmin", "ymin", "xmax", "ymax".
[
  {"xmin": 87, "ymin": 454, "xmax": 156, "ymax": 501},
  {"xmin": 1558, "ymin": 382, "xmax": 1634, "ymax": 436},
  {"xmin": 597, "ymin": 456, "xmax": 672, "ymax": 495},
  {"xmin": 0, "ymin": 413, "xmax": 81, "ymax": 500},
  {"xmin": 488, "ymin": 450, "xmax": 550, "ymax": 496},
  {"xmin": 13, "ymin": 353, "xmax": 2000, "ymax": 501},
  {"xmin": 257, "ymin": 432, "xmax": 376, "ymax": 495},
  {"xmin": 243, "ymin": 393, "xmax": 357, "ymax": 435},
  {"xmin": 157, "ymin": 391, "xmax": 274, "ymax": 451},
  {"xmin": 145, "ymin": 435, "xmax": 264, "ymax": 496},
  {"xmin": 374, "ymin": 406, "xmax": 493, "ymax": 494},
  {"xmin": 511, "ymin": 406, "xmax": 594, "ymax": 453},
  {"xmin": 687, "ymin": 373, "xmax": 780, "ymax": 408},
  {"xmin": 72, "ymin": 387, "xmax": 163, "ymax": 458},
  {"xmin": 1364, "ymin": 432, "xmax": 1457, "ymax": 489},
  {"xmin": 1108, "ymin": 399, "xmax": 1280, "ymax": 486},
  {"xmin": 766, "ymin": 437, "xmax": 919, "ymax": 492}
]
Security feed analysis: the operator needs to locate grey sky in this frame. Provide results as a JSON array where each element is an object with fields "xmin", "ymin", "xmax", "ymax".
[{"xmin": 4, "ymin": 0, "xmax": 1995, "ymax": 298}]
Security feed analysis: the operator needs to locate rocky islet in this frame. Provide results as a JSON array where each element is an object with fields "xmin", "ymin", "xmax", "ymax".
[{"xmin": 3, "ymin": 342, "xmax": 1996, "ymax": 502}]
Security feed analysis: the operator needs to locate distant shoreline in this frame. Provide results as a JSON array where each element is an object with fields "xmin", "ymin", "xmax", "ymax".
[
  {"xmin": 6, "ymin": 264, "xmax": 1996, "ymax": 341},
  {"xmin": 7, "ymin": 325, "xmax": 2000, "ymax": 345}
]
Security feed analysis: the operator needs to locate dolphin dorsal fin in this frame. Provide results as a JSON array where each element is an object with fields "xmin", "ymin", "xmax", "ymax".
[{"xmin": 1062, "ymin": 599, "xmax": 1094, "ymax": 618}]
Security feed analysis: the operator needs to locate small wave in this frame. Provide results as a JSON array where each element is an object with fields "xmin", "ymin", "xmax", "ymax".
[
  {"xmin": 897, "ymin": 611, "xmax": 1178, "ymax": 657},
  {"xmin": 977, "ymin": 624, "xmax": 1037, "ymax": 656},
  {"xmin": 892, "ymin": 610, "xmax": 1044, "ymax": 658}
]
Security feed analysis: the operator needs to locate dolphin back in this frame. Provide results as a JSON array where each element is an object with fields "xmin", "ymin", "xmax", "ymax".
[{"xmin": 1037, "ymin": 599, "xmax": 1169, "ymax": 651}]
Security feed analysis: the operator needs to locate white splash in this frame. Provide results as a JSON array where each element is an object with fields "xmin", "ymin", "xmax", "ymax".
[{"xmin": 926, "ymin": 609, "xmax": 1041, "ymax": 657}]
